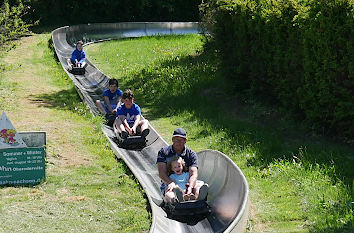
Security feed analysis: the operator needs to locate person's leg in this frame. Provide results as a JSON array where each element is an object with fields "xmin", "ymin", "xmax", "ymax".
[
  {"xmin": 113, "ymin": 118, "xmax": 128, "ymax": 138},
  {"xmin": 95, "ymin": 100, "xmax": 107, "ymax": 115},
  {"xmin": 165, "ymin": 190, "xmax": 176, "ymax": 204},
  {"xmin": 113, "ymin": 118, "xmax": 121, "ymax": 134},
  {"xmin": 198, "ymin": 184, "xmax": 209, "ymax": 200},
  {"xmin": 67, "ymin": 59, "xmax": 74, "ymax": 69},
  {"xmin": 194, "ymin": 181, "xmax": 209, "ymax": 201},
  {"xmin": 193, "ymin": 180, "xmax": 209, "ymax": 200},
  {"xmin": 140, "ymin": 119, "xmax": 149, "ymax": 131},
  {"xmin": 138, "ymin": 119, "xmax": 150, "ymax": 137},
  {"xmin": 174, "ymin": 186, "xmax": 184, "ymax": 202},
  {"xmin": 80, "ymin": 62, "xmax": 87, "ymax": 68}
]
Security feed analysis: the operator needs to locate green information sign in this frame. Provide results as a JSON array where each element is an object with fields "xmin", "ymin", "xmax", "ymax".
[{"xmin": 0, "ymin": 147, "xmax": 45, "ymax": 186}]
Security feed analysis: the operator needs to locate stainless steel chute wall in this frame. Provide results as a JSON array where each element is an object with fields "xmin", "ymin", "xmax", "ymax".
[{"xmin": 51, "ymin": 22, "xmax": 249, "ymax": 233}]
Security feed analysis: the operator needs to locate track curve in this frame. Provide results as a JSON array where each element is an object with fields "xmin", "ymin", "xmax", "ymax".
[{"xmin": 51, "ymin": 22, "xmax": 249, "ymax": 233}]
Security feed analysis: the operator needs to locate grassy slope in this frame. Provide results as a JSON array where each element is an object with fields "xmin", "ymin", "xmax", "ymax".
[
  {"xmin": 85, "ymin": 35, "xmax": 353, "ymax": 233},
  {"xmin": 0, "ymin": 34, "xmax": 150, "ymax": 232}
]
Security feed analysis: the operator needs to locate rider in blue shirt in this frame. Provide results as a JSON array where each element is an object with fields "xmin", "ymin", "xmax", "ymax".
[
  {"xmin": 96, "ymin": 79, "xmax": 122, "ymax": 115},
  {"xmin": 70, "ymin": 40, "xmax": 86, "ymax": 67},
  {"xmin": 113, "ymin": 89, "xmax": 149, "ymax": 139}
]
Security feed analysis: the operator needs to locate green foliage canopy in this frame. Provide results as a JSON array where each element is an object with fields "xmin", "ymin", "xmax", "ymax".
[{"xmin": 24, "ymin": 0, "xmax": 202, "ymax": 26}]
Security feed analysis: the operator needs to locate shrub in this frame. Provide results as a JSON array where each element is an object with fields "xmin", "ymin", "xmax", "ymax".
[
  {"xmin": 201, "ymin": 0, "xmax": 354, "ymax": 140},
  {"xmin": 0, "ymin": 0, "xmax": 33, "ymax": 48}
]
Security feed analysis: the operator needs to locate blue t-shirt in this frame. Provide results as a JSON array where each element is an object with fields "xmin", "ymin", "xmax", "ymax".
[
  {"xmin": 71, "ymin": 48, "xmax": 86, "ymax": 63},
  {"xmin": 170, "ymin": 172, "xmax": 190, "ymax": 190},
  {"xmin": 116, "ymin": 103, "xmax": 141, "ymax": 127},
  {"xmin": 103, "ymin": 88, "xmax": 123, "ymax": 107}
]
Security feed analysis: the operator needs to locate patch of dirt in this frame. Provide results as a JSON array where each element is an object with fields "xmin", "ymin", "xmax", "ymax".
[
  {"xmin": 1, "ymin": 187, "xmax": 17, "ymax": 195},
  {"xmin": 66, "ymin": 196, "xmax": 90, "ymax": 202},
  {"xmin": 247, "ymin": 202, "xmax": 269, "ymax": 232},
  {"xmin": 2, "ymin": 35, "xmax": 91, "ymax": 168},
  {"xmin": 56, "ymin": 188, "xmax": 69, "ymax": 195},
  {"xmin": 27, "ymin": 189, "xmax": 44, "ymax": 197}
]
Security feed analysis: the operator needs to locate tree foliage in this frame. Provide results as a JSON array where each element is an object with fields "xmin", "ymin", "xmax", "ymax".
[
  {"xmin": 24, "ymin": 0, "xmax": 202, "ymax": 26},
  {"xmin": 0, "ymin": 0, "xmax": 33, "ymax": 48},
  {"xmin": 201, "ymin": 0, "xmax": 354, "ymax": 140}
]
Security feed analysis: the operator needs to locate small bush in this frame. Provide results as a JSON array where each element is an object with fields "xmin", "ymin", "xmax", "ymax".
[{"xmin": 0, "ymin": 0, "xmax": 33, "ymax": 48}]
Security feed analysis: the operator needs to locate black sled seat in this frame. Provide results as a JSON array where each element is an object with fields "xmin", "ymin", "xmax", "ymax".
[
  {"xmin": 154, "ymin": 198, "xmax": 212, "ymax": 226},
  {"xmin": 67, "ymin": 58, "xmax": 87, "ymax": 75},
  {"xmin": 114, "ymin": 134, "xmax": 147, "ymax": 150},
  {"xmin": 170, "ymin": 200, "xmax": 211, "ymax": 225},
  {"xmin": 104, "ymin": 113, "xmax": 116, "ymax": 127},
  {"xmin": 113, "ymin": 121, "xmax": 150, "ymax": 150},
  {"xmin": 71, "ymin": 66, "xmax": 86, "ymax": 75}
]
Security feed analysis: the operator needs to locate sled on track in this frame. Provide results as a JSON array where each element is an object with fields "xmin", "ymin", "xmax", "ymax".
[
  {"xmin": 152, "ymin": 196, "xmax": 211, "ymax": 226},
  {"xmin": 67, "ymin": 58, "xmax": 87, "ymax": 75}
]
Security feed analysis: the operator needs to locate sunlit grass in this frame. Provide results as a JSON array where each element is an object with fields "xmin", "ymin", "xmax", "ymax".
[
  {"xmin": 0, "ymin": 34, "xmax": 150, "ymax": 232},
  {"xmin": 86, "ymin": 35, "xmax": 353, "ymax": 233}
]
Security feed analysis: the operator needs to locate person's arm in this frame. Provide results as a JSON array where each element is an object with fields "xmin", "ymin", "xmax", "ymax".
[
  {"xmin": 79, "ymin": 51, "xmax": 86, "ymax": 63},
  {"xmin": 103, "ymin": 96, "xmax": 113, "ymax": 113},
  {"xmin": 114, "ymin": 97, "xmax": 122, "ymax": 113},
  {"xmin": 157, "ymin": 162, "xmax": 176, "ymax": 192},
  {"xmin": 131, "ymin": 115, "xmax": 141, "ymax": 134},
  {"xmin": 118, "ymin": 115, "xmax": 130, "ymax": 130},
  {"xmin": 119, "ymin": 115, "xmax": 128, "ymax": 126},
  {"xmin": 131, "ymin": 105, "xmax": 141, "ymax": 134},
  {"xmin": 71, "ymin": 51, "xmax": 78, "ymax": 63},
  {"xmin": 187, "ymin": 166, "xmax": 198, "ymax": 195}
]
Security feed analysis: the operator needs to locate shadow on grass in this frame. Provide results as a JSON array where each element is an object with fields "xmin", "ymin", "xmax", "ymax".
[
  {"xmin": 31, "ymin": 86, "xmax": 99, "ymax": 122},
  {"xmin": 45, "ymin": 34, "xmax": 352, "ymax": 231},
  {"xmin": 123, "ymin": 47, "xmax": 354, "ymax": 188},
  {"xmin": 309, "ymin": 219, "xmax": 353, "ymax": 233},
  {"xmin": 33, "ymin": 87, "xmax": 82, "ymax": 112},
  {"xmin": 122, "ymin": 47, "xmax": 354, "ymax": 232}
]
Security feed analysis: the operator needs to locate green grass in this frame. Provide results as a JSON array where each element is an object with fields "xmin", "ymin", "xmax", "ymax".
[
  {"xmin": 85, "ymin": 35, "xmax": 354, "ymax": 233},
  {"xmin": 0, "ymin": 53, "xmax": 17, "ymax": 111},
  {"xmin": 0, "ymin": 34, "xmax": 150, "ymax": 232}
]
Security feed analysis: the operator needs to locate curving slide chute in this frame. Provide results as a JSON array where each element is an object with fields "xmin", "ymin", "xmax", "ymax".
[{"xmin": 52, "ymin": 22, "xmax": 249, "ymax": 233}]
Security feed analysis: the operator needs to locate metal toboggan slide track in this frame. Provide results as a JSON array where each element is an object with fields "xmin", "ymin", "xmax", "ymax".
[{"xmin": 51, "ymin": 22, "xmax": 249, "ymax": 233}]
